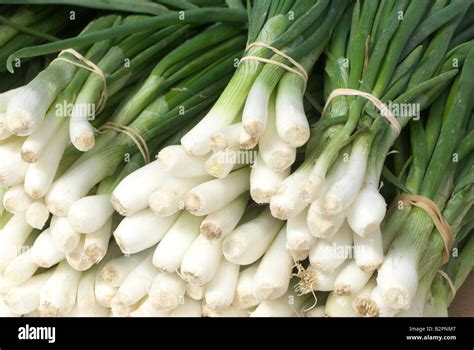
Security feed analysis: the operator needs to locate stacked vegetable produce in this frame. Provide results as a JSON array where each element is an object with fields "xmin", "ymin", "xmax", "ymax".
[{"xmin": 0, "ymin": 0, "xmax": 472, "ymax": 317}]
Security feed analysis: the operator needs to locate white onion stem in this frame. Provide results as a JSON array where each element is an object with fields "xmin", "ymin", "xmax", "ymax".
[
  {"xmin": 0, "ymin": 87, "xmax": 21, "ymax": 112},
  {"xmin": 186, "ymin": 283, "xmax": 206, "ymax": 301},
  {"xmin": 223, "ymin": 208, "xmax": 283, "ymax": 265},
  {"xmin": 46, "ymin": 153, "xmax": 113, "ymax": 216},
  {"xmin": 24, "ymin": 121, "xmax": 69, "ymax": 199},
  {"xmin": 113, "ymin": 209, "xmax": 180, "ymax": 254},
  {"xmin": 258, "ymin": 94, "xmax": 296, "ymax": 172},
  {"xmin": 307, "ymin": 198, "xmax": 346, "ymax": 238},
  {"xmin": 3, "ymin": 247, "xmax": 39, "ymax": 286},
  {"xmin": 239, "ymin": 128, "xmax": 258, "ymax": 150},
  {"xmin": 30, "ymin": 228, "xmax": 66, "ymax": 268},
  {"xmin": 275, "ymin": 71, "xmax": 309, "ymax": 147},
  {"xmin": 100, "ymin": 248, "xmax": 150, "ymax": 288},
  {"xmin": 200, "ymin": 193, "xmax": 247, "ymax": 240},
  {"xmin": 50, "ymin": 215, "xmax": 81, "ymax": 253},
  {"xmin": 20, "ymin": 108, "xmax": 65, "ymax": 163},
  {"xmin": 3, "ymin": 184, "xmax": 32, "ymax": 213},
  {"xmin": 115, "ymin": 252, "xmax": 158, "ymax": 307},
  {"xmin": 205, "ymin": 148, "xmax": 248, "ymax": 179},
  {"xmin": 352, "ymin": 277, "xmax": 377, "ymax": 315},
  {"xmin": 269, "ymin": 163, "xmax": 311, "ymax": 220},
  {"xmin": 128, "ymin": 298, "xmax": 170, "ymax": 317},
  {"xmin": 250, "ymin": 154, "xmax": 289, "ymax": 204},
  {"xmin": 376, "ymin": 247, "xmax": 418, "ymax": 311},
  {"xmin": 149, "ymin": 176, "xmax": 209, "ymax": 217},
  {"xmin": 111, "ymin": 159, "xmax": 165, "ymax": 216},
  {"xmin": 253, "ymin": 225, "xmax": 293, "ymax": 301},
  {"xmin": 367, "ymin": 286, "xmax": 399, "ymax": 317},
  {"xmin": 242, "ymin": 81, "xmax": 272, "ymax": 138},
  {"xmin": 347, "ymin": 183, "xmax": 387, "ymax": 237},
  {"xmin": 205, "ymin": 259, "xmax": 239, "ymax": 309},
  {"xmin": 93, "ymin": 244, "xmax": 121, "ymax": 309},
  {"xmin": 169, "ymin": 297, "xmax": 202, "ymax": 317},
  {"xmin": 353, "ymin": 228, "xmax": 384, "ymax": 271},
  {"xmin": 334, "ymin": 260, "xmax": 373, "ymax": 296},
  {"xmin": 203, "ymin": 304, "xmax": 249, "ymax": 317},
  {"xmin": 286, "ymin": 207, "xmax": 316, "ymax": 260},
  {"xmin": 233, "ymin": 264, "xmax": 259, "ymax": 310},
  {"xmin": 83, "ymin": 218, "xmax": 113, "ymax": 265},
  {"xmin": 0, "ymin": 212, "xmax": 33, "ymax": 272},
  {"xmin": 110, "ymin": 296, "xmax": 141, "ymax": 317},
  {"xmin": 68, "ymin": 194, "xmax": 114, "ymax": 234},
  {"xmin": 76, "ymin": 266, "xmax": 109, "ymax": 316},
  {"xmin": 180, "ymin": 95, "xmax": 238, "ymax": 156},
  {"xmin": 184, "ymin": 167, "xmax": 250, "ymax": 216},
  {"xmin": 309, "ymin": 221, "xmax": 353, "ymax": 272},
  {"xmin": 65, "ymin": 235, "xmax": 91, "ymax": 271},
  {"xmin": 250, "ymin": 289, "xmax": 308, "ymax": 317},
  {"xmin": 180, "ymin": 234, "xmax": 223, "ymax": 286},
  {"xmin": 209, "ymin": 123, "xmax": 241, "ymax": 152},
  {"xmin": 0, "ymin": 112, "xmax": 11, "ymax": 140},
  {"xmin": 325, "ymin": 292, "xmax": 360, "ymax": 317},
  {"xmin": 39, "ymin": 260, "xmax": 82, "ymax": 316},
  {"xmin": 6, "ymin": 60, "xmax": 75, "ymax": 136},
  {"xmin": 95, "ymin": 275, "xmax": 117, "ymax": 309},
  {"xmin": 0, "ymin": 137, "xmax": 29, "ymax": 187},
  {"xmin": 152, "ymin": 211, "xmax": 203, "ymax": 272},
  {"xmin": 25, "ymin": 201, "xmax": 50, "ymax": 229},
  {"xmin": 149, "ymin": 272, "xmax": 186, "ymax": 311},
  {"xmin": 323, "ymin": 136, "xmax": 370, "ymax": 215},
  {"xmin": 158, "ymin": 145, "xmax": 209, "ymax": 177},
  {"xmin": 5, "ymin": 271, "xmax": 53, "ymax": 315},
  {"xmin": 298, "ymin": 264, "xmax": 346, "ymax": 293}
]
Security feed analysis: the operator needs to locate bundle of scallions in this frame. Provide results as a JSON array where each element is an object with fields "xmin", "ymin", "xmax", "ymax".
[{"xmin": 0, "ymin": 0, "xmax": 473, "ymax": 318}]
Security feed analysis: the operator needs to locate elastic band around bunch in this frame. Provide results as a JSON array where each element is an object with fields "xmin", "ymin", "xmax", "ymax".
[
  {"xmin": 240, "ymin": 41, "xmax": 308, "ymax": 90},
  {"xmin": 56, "ymin": 48, "xmax": 108, "ymax": 113},
  {"xmin": 99, "ymin": 122, "xmax": 150, "ymax": 164},
  {"xmin": 394, "ymin": 194, "xmax": 452, "ymax": 263},
  {"xmin": 322, "ymin": 88, "xmax": 402, "ymax": 135},
  {"xmin": 437, "ymin": 270, "xmax": 457, "ymax": 299}
]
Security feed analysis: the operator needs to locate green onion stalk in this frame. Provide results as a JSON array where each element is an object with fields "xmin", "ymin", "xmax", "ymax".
[
  {"xmin": 65, "ymin": 116, "xmax": 200, "ymax": 238},
  {"xmin": 0, "ymin": 7, "xmax": 53, "ymax": 47},
  {"xmin": 0, "ymin": 16, "xmax": 125, "ymax": 189},
  {"xmin": 45, "ymin": 45, "xmax": 239, "ymax": 217},
  {"xmin": 55, "ymin": 137, "xmax": 164, "ymax": 268},
  {"xmin": 20, "ymin": 22, "xmax": 194, "ymax": 161},
  {"xmin": 309, "ymin": 0, "xmax": 469, "ymax": 209},
  {"xmin": 180, "ymin": 0, "xmax": 347, "ymax": 157},
  {"xmin": 376, "ymin": 44, "xmax": 474, "ymax": 312},
  {"xmin": 0, "ymin": 6, "xmax": 67, "ymax": 71},
  {"xmin": 4, "ymin": 17, "xmax": 245, "ymax": 201},
  {"xmin": 3, "ymin": 15, "xmax": 120, "ymax": 137},
  {"xmin": 270, "ymin": 0, "xmax": 467, "ymax": 228},
  {"xmin": 395, "ymin": 174, "xmax": 473, "ymax": 317},
  {"xmin": 1, "ymin": 16, "xmax": 193, "ymax": 199},
  {"xmin": 0, "ymin": 0, "xmax": 172, "ymax": 15},
  {"xmin": 429, "ymin": 234, "xmax": 474, "ymax": 317},
  {"xmin": 2, "ymin": 6, "xmax": 247, "ymax": 136}
]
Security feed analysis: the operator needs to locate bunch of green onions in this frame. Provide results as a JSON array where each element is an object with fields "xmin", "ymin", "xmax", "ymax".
[
  {"xmin": 181, "ymin": 0, "xmax": 347, "ymax": 166},
  {"xmin": 0, "ymin": 0, "xmax": 473, "ymax": 318}
]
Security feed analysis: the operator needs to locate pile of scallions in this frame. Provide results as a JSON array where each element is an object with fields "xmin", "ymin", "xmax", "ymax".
[{"xmin": 0, "ymin": 0, "xmax": 472, "ymax": 317}]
